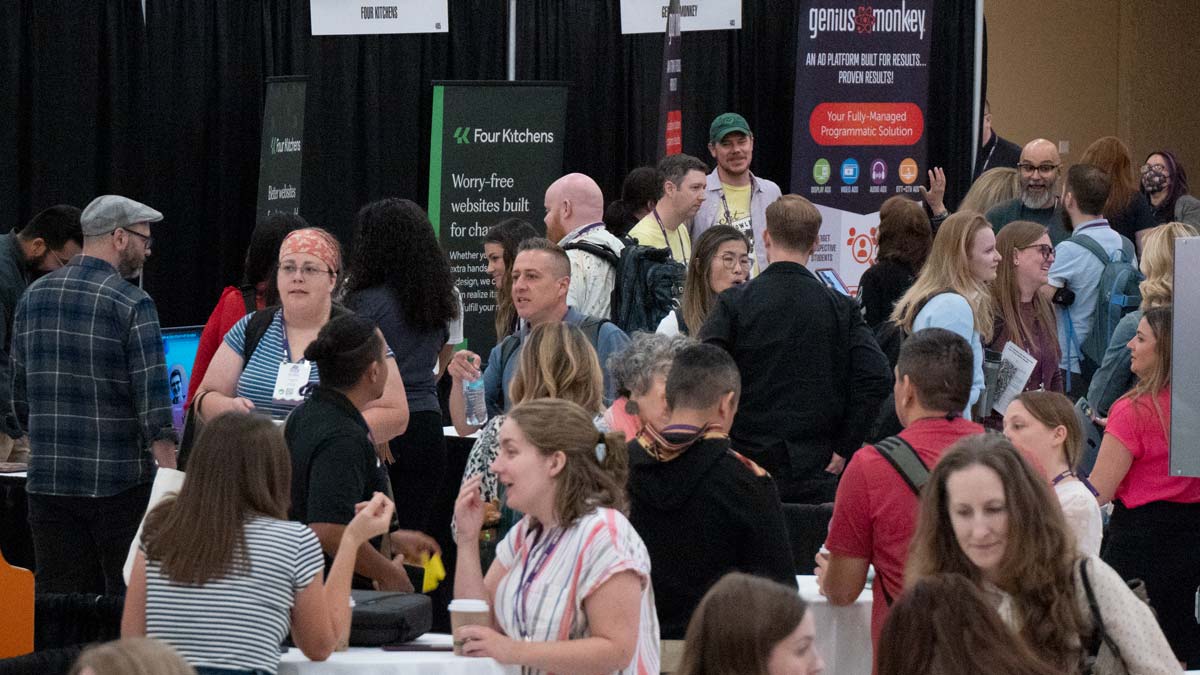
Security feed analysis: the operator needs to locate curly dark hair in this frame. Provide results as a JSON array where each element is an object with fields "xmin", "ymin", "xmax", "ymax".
[
  {"xmin": 344, "ymin": 198, "xmax": 458, "ymax": 331},
  {"xmin": 243, "ymin": 213, "xmax": 308, "ymax": 287}
]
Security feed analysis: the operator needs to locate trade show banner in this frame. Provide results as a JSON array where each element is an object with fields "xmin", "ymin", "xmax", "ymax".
[
  {"xmin": 620, "ymin": 0, "xmax": 742, "ymax": 33},
  {"xmin": 427, "ymin": 82, "xmax": 568, "ymax": 360},
  {"xmin": 309, "ymin": 0, "xmax": 448, "ymax": 35},
  {"xmin": 255, "ymin": 76, "xmax": 307, "ymax": 221},
  {"xmin": 790, "ymin": 0, "xmax": 932, "ymax": 293},
  {"xmin": 657, "ymin": 0, "xmax": 683, "ymax": 157}
]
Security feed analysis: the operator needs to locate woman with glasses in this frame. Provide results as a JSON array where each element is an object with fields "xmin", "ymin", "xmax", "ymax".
[
  {"xmin": 657, "ymin": 225, "xmax": 750, "ymax": 336},
  {"xmin": 859, "ymin": 196, "xmax": 932, "ymax": 328},
  {"xmin": 1079, "ymin": 137, "xmax": 1156, "ymax": 248},
  {"xmin": 983, "ymin": 221, "xmax": 1063, "ymax": 427},
  {"xmin": 195, "ymin": 228, "xmax": 409, "ymax": 442},
  {"xmin": 1141, "ymin": 150, "xmax": 1200, "ymax": 228}
]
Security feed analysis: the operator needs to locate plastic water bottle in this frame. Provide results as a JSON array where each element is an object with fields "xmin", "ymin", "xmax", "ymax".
[{"xmin": 464, "ymin": 378, "xmax": 488, "ymax": 426}]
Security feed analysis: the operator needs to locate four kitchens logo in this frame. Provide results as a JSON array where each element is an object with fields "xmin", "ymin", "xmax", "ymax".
[{"xmin": 452, "ymin": 126, "xmax": 555, "ymax": 145}]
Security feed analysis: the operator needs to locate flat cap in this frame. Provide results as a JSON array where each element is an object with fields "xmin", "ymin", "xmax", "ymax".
[{"xmin": 80, "ymin": 195, "xmax": 162, "ymax": 236}]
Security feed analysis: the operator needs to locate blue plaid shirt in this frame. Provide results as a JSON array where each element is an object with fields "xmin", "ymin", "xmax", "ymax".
[{"xmin": 12, "ymin": 255, "xmax": 176, "ymax": 497}]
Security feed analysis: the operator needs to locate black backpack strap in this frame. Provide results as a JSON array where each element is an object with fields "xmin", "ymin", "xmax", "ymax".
[
  {"xmin": 239, "ymin": 285, "xmax": 258, "ymax": 314},
  {"xmin": 562, "ymin": 240, "xmax": 620, "ymax": 267},
  {"xmin": 873, "ymin": 435, "xmax": 929, "ymax": 495},
  {"xmin": 575, "ymin": 315, "xmax": 609, "ymax": 347},
  {"xmin": 242, "ymin": 307, "xmax": 281, "ymax": 364}
]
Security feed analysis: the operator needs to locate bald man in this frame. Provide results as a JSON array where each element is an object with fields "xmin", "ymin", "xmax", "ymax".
[
  {"xmin": 544, "ymin": 173, "xmax": 625, "ymax": 319},
  {"xmin": 985, "ymin": 138, "xmax": 1070, "ymax": 244}
]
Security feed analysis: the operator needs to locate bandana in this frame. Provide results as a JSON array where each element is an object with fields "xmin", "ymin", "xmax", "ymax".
[
  {"xmin": 279, "ymin": 228, "xmax": 340, "ymax": 273},
  {"xmin": 636, "ymin": 423, "xmax": 726, "ymax": 463}
]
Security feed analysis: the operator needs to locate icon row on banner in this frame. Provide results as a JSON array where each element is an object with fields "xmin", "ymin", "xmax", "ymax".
[{"xmin": 811, "ymin": 157, "xmax": 919, "ymax": 186}]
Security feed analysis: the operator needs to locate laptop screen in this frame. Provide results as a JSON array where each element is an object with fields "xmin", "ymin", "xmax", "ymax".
[{"xmin": 162, "ymin": 325, "xmax": 204, "ymax": 435}]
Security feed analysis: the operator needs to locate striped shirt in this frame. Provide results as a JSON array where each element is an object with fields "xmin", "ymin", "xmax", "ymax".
[
  {"xmin": 494, "ymin": 508, "xmax": 660, "ymax": 675},
  {"xmin": 144, "ymin": 516, "xmax": 324, "ymax": 673},
  {"xmin": 223, "ymin": 311, "xmax": 322, "ymax": 421},
  {"xmin": 12, "ymin": 255, "xmax": 175, "ymax": 497}
]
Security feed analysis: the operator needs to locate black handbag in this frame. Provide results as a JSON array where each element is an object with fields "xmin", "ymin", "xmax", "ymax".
[{"xmin": 349, "ymin": 591, "xmax": 432, "ymax": 646}]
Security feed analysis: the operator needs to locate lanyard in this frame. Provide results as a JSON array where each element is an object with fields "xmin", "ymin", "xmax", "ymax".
[
  {"xmin": 568, "ymin": 222, "xmax": 605, "ymax": 241},
  {"xmin": 1051, "ymin": 469, "xmax": 1100, "ymax": 496},
  {"xmin": 719, "ymin": 190, "xmax": 734, "ymax": 225},
  {"xmin": 512, "ymin": 526, "xmax": 564, "ymax": 640},
  {"xmin": 652, "ymin": 209, "xmax": 686, "ymax": 260},
  {"xmin": 279, "ymin": 314, "xmax": 296, "ymax": 363}
]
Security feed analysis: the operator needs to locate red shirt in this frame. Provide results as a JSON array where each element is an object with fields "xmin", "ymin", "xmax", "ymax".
[
  {"xmin": 1107, "ymin": 387, "xmax": 1200, "ymax": 508},
  {"xmin": 184, "ymin": 286, "xmax": 261, "ymax": 407},
  {"xmin": 825, "ymin": 416, "xmax": 984, "ymax": 649}
]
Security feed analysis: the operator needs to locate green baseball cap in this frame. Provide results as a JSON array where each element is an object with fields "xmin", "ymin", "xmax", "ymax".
[{"xmin": 709, "ymin": 112, "xmax": 752, "ymax": 143}]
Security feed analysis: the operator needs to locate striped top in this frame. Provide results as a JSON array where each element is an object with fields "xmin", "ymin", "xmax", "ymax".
[
  {"xmin": 494, "ymin": 508, "xmax": 660, "ymax": 675},
  {"xmin": 224, "ymin": 311, "xmax": 322, "ymax": 420},
  {"xmin": 144, "ymin": 516, "xmax": 324, "ymax": 673}
]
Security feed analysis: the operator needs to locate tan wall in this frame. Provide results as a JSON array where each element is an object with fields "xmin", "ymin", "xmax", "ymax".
[{"xmin": 986, "ymin": 1, "xmax": 1200, "ymax": 175}]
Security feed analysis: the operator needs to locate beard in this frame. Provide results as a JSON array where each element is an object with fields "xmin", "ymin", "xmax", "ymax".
[
  {"xmin": 1021, "ymin": 185, "xmax": 1057, "ymax": 210},
  {"xmin": 117, "ymin": 248, "xmax": 143, "ymax": 279},
  {"xmin": 1060, "ymin": 207, "xmax": 1074, "ymax": 234}
]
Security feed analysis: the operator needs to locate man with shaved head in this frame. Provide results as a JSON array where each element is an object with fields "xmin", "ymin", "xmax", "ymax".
[
  {"xmin": 986, "ymin": 138, "xmax": 1070, "ymax": 244},
  {"xmin": 544, "ymin": 173, "xmax": 625, "ymax": 319}
]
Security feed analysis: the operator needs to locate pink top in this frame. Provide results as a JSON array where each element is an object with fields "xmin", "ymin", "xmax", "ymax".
[
  {"xmin": 1106, "ymin": 387, "xmax": 1200, "ymax": 508},
  {"xmin": 603, "ymin": 398, "xmax": 643, "ymax": 443}
]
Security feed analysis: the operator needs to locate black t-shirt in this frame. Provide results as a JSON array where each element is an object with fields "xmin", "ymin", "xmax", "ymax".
[{"xmin": 286, "ymin": 386, "xmax": 386, "ymax": 527}]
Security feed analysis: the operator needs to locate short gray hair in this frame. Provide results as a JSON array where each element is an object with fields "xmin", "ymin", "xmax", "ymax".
[{"xmin": 607, "ymin": 332, "xmax": 695, "ymax": 399}]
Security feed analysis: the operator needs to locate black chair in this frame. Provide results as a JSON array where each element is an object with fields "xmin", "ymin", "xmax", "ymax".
[
  {"xmin": 781, "ymin": 502, "xmax": 834, "ymax": 576},
  {"xmin": 0, "ymin": 644, "xmax": 84, "ymax": 675}
]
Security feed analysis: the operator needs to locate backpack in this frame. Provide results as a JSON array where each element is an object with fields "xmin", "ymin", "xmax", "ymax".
[
  {"xmin": 494, "ymin": 315, "xmax": 610, "ymax": 379},
  {"xmin": 562, "ymin": 239, "xmax": 685, "ymax": 334},
  {"xmin": 1068, "ymin": 233, "xmax": 1141, "ymax": 366},
  {"xmin": 872, "ymin": 434, "xmax": 929, "ymax": 606}
]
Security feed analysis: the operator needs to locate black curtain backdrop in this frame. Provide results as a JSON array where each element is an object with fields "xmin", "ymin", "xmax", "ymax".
[{"xmin": 2, "ymin": 1, "xmax": 975, "ymax": 327}]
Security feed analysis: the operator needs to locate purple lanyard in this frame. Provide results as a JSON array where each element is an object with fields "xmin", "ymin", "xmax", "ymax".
[
  {"xmin": 512, "ymin": 526, "xmax": 564, "ymax": 640},
  {"xmin": 652, "ymin": 209, "xmax": 686, "ymax": 258},
  {"xmin": 279, "ymin": 315, "xmax": 295, "ymax": 363},
  {"xmin": 568, "ymin": 222, "xmax": 605, "ymax": 241}
]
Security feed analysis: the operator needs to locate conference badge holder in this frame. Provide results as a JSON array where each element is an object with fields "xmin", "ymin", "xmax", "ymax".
[{"xmin": 273, "ymin": 361, "xmax": 312, "ymax": 405}]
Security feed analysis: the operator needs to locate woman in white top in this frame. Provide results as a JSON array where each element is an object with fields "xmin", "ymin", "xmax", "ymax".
[
  {"xmin": 121, "ymin": 413, "xmax": 393, "ymax": 674},
  {"xmin": 906, "ymin": 434, "xmax": 1179, "ymax": 674},
  {"xmin": 454, "ymin": 398, "xmax": 660, "ymax": 674},
  {"xmin": 890, "ymin": 211, "xmax": 1001, "ymax": 418},
  {"xmin": 1003, "ymin": 391, "xmax": 1103, "ymax": 556},
  {"xmin": 657, "ymin": 225, "xmax": 750, "ymax": 336}
]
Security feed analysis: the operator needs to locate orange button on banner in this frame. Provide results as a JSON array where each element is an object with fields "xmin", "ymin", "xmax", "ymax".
[{"xmin": 809, "ymin": 103, "xmax": 924, "ymax": 146}]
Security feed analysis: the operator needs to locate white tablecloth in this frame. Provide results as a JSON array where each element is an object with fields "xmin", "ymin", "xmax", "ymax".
[
  {"xmin": 797, "ymin": 574, "xmax": 873, "ymax": 675},
  {"xmin": 279, "ymin": 634, "xmax": 519, "ymax": 674}
]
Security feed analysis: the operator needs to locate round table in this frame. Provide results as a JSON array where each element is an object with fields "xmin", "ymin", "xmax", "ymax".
[
  {"xmin": 796, "ymin": 574, "xmax": 873, "ymax": 675},
  {"xmin": 279, "ymin": 634, "xmax": 519, "ymax": 674}
]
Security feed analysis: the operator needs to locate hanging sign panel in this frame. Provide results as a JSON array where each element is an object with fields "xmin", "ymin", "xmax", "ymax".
[
  {"xmin": 620, "ymin": 0, "xmax": 741, "ymax": 34},
  {"xmin": 790, "ymin": 0, "xmax": 933, "ymax": 293},
  {"xmin": 256, "ymin": 76, "xmax": 307, "ymax": 221},
  {"xmin": 310, "ymin": 0, "xmax": 448, "ymax": 35}
]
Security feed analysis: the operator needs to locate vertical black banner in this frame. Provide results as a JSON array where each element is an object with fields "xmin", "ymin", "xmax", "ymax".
[
  {"xmin": 427, "ymin": 82, "xmax": 568, "ymax": 361},
  {"xmin": 789, "ymin": 1, "xmax": 932, "ymax": 292},
  {"xmin": 656, "ymin": 0, "xmax": 683, "ymax": 158},
  {"xmin": 256, "ymin": 76, "xmax": 307, "ymax": 220}
]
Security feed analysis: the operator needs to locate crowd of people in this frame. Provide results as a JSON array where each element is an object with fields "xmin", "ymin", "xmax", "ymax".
[{"xmin": 2, "ymin": 109, "xmax": 1198, "ymax": 675}]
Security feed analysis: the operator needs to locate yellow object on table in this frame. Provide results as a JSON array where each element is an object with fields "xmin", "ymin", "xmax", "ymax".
[{"xmin": 421, "ymin": 552, "xmax": 446, "ymax": 593}]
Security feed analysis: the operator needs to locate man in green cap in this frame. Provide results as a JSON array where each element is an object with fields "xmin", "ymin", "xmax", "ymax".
[{"xmin": 692, "ymin": 113, "xmax": 782, "ymax": 276}]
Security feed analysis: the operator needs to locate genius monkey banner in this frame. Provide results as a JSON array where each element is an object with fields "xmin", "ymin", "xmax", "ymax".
[{"xmin": 790, "ymin": 0, "xmax": 932, "ymax": 292}]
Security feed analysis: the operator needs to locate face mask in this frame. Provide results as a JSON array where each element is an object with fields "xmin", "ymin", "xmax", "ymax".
[{"xmin": 1141, "ymin": 167, "xmax": 1168, "ymax": 194}]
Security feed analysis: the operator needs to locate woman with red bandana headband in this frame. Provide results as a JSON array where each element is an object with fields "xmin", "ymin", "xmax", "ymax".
[
  {"xmin": 1141, "ymin": 149, "xmax": 1200, "ymax": 229},
  {"xmin": 194, "ymin": 227, "xmax": 409, "ymax": 443}
]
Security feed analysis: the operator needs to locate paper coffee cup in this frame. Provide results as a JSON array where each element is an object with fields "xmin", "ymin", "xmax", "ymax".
[{"xmin": 449, "ymin": 599, "xmax": 491, "ymax": 656}]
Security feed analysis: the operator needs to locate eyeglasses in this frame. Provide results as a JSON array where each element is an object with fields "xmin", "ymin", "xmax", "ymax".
[
  {"xmin": 119, "ymin": 228, "xmax": 153, "ymax": 249},
  {"xmin": 279, "ymin": 262, "xmax": 334, "ymax": 279},
  {"xmin": 718, "ymin": 253, "xmax": 753, "ymax": 271},
  {"xmin": 1017, "ymin": 163, "xmax": 1060, "ymax": 176},
  {"xmin": 1019, "ymin": 243, "xmax": 1055, "ymax": 262}
]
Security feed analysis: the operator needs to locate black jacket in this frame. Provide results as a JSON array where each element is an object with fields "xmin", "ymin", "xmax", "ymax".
[
  {"xmin": 974, "ymin": 132, "xmax": 1022, "ymax": 178},
  {"xmin": 700, "ymin": 262, "xmax": 891, "ymax": 482},
  {"xmin": 627, "ymin": 433, "xmax": 796, "ymax": 639}
]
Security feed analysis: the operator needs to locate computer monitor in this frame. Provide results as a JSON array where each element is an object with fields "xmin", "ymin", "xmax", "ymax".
[{"xmin": 162, "ymin": 325, "xmax": 204, "ymax": 435}]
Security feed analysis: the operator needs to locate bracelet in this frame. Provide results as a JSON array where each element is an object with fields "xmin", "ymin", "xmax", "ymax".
[{"xmin": 193, "ymin": 389, "xmax": 214, "ymax": 421}]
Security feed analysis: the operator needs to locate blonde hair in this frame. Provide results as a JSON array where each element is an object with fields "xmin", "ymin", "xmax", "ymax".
[
  {"xmin": 890, "ymin": 211, "xmax": 995, "ymax": 338},
  {"xmin": 70, "ymin": 638, "xmax": 196, "ymax": 675},
  {"xmin": 959, "ymin": 167, "xmax": 1021, "ymax": 215},
  {"xmin": 1139, "ymin": 221, "xmax": 1198, "ymax": 310},
  {"xmin": 508, "ymin": 322, "xmax": 604, "ymax": 415}
]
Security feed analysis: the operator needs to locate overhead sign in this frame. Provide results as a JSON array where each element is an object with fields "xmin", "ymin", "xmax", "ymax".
[
  {"xmin": 310, "ymin": 0, "xmax": 448, "ymax": 35},
  {"xmin": 427, "ymin": 82, "xmax": 568, "ymax": 361},
  {"xmin": 256, "ymin": 76, "xmax": 307, "ymax": 221},
  {"xmin": 620, "ymin": 0, "xmax": 741, "ymax": 34}
]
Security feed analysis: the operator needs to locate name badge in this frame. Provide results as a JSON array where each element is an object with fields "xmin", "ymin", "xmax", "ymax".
[
  {"xmin": 273, "ymin": 361, "xmax": 312, "ymax": 404},
  {"xmin": 730, "ymin": 216, "xmax": 754, "ymax": 249}
]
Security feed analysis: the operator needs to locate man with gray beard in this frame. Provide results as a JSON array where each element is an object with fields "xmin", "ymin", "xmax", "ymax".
[{"xmin": 985, "ymin": 138, "xmax": 1070, "ymax": 244}]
